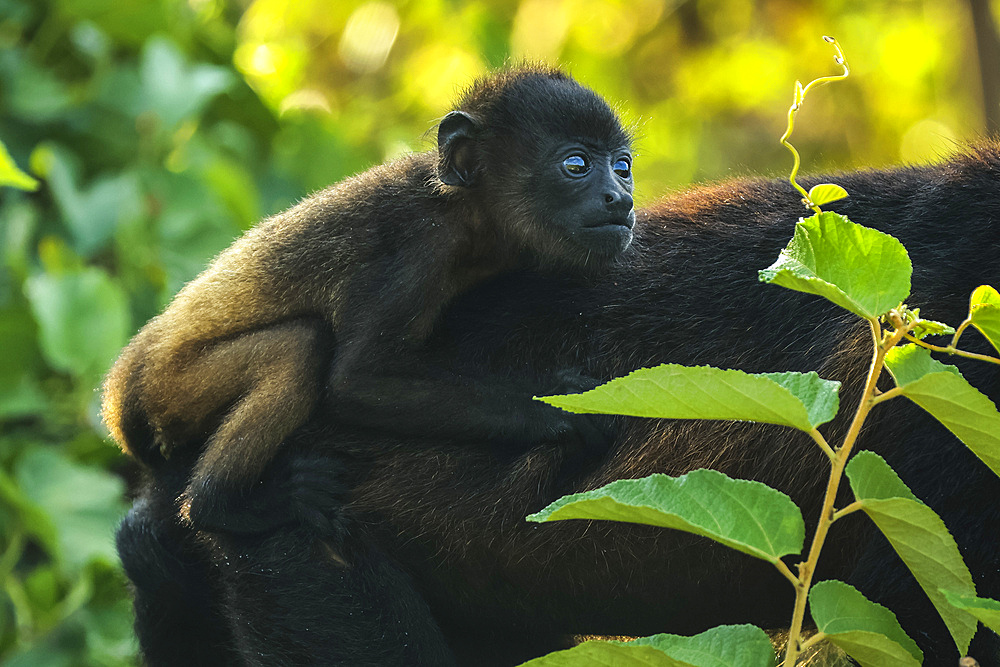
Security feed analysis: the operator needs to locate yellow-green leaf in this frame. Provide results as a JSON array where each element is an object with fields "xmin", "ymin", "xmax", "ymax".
[
  {"xmin": 536, "ymin": 365, "xmax": 839, "ymax": 432},
  {"xmin": 527, "ymin": 470, "xmax": 804, "ymax": 566},
  {"xmin": 807, "ymin": 183, "xmax": 849, "ymax": 207},
  {"xmin": 846, "ymin": 452, "xmax": 978, "ymax": 654},
  {"xmin": 0, "ymin": 139, "xmax": 38, "ymax": 190},
  {"xmin": 759, "ymin": 212, "xmax": 911, "ymax": 319},
  {"xmin": 969, "ymin": 285, "xmax": 1000, "ymax": 356}
]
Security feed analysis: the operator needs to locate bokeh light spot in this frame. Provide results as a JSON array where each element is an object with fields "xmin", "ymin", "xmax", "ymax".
[{"xmin": 338, "ymin": 2, "xmax": 400, "ymax": 73}]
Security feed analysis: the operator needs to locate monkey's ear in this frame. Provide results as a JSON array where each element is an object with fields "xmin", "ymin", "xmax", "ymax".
[{"xmin": 438, "ymin": 110, "xmax": 480, "ymax": 187}]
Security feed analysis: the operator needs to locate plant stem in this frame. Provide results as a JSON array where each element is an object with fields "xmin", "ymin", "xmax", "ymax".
[
  {"xmin": 799, "ymin": 632, "xmax": 829, "ymax": 652},
  {"xmin": 781, "ymin": 319, "xmax": 907, "ymax": 666},
  {"xmin": 808, "ymin": 429, "xmax": 836, "ymax": 462},
  {"xmin": 775, "ymin": 557, "xmax": 802, "ymax": 587},
  {"xmin": 870, "ymin": 386, "xmax": 904, "ymax": 404},
  {"xmin": 779, "ymin": 37, "xmax": 850, "ymax": 215},
  {"xmin": 950, "ymin": 318, "xmax": 973, "ymax": 348},
  {"xmin": 903, "ymin": 334, "xmax": 1000, "ymax": 365},
  {"xmin": 831, "ymin": 500, "xmax": 863, "ymax": 521}
]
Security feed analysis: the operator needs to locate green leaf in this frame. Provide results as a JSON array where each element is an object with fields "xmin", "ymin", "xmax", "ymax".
[
  {"xmin": 845, "ymin": 451, "xmax": 978, "ymax": 654},
  {"xmin": 31, "ymin": 145, "xmax": 142, "ymax": 256},
  {"xmin": 24, "ymin": 267, "xmax": 131, "ymax": 381},
  {"xmin": 969, "ymin": 285, "xmax": 1000, "ymax": 356},
  {"xmin": 807, "ymin": 183, "xmax": 848, "ymax": 207},
  {"xmin": 527, "ymin": 470, "xmax": 804, "ymax": 565},
  {"xmin": 516, "ymin": 639, "xmax": 686, "ymax": 667},
  {"xmin": 885, "ymin": 345, "xmax": 1000, "ymax": 477},
  {"xmin": 0, "ymin": 306, "xmax": 46, "ymax": 419},
  {"xmin": 809, "ymin": 580, "xmax": 922, "ymax": 666},
  {"xmin": 536, "ymin": 365, "xmax": 839, "ymax": 432},
  {"xmin": 140, "ymin": 37, "xmax": 234, "ymax": 129},
  {"xmin": 0, "ymin": 139, "xmax": 38, "ymax": 190},
  {"xmin": 517, "ymin": 625, "xmax": 775, "ymax": 667},
  {"xmin": 910, "ymin": 318, "xmax": 955, "ymax": 340},
  {"xmin": 14, "ymin": 448, "xmax": 127, "ymax": 571},
  {"xmin": 758, "ymin": 211, "xmax": 911, "ymax": 319},
  {"xmin": 942, "ymin": 590, "xmax": 1000, "ymax": 634}
]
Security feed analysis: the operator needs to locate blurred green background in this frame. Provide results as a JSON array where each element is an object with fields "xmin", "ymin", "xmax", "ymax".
[{"xmin": 1, "ymin": 0, "xmax": 998, "ymax": 663}]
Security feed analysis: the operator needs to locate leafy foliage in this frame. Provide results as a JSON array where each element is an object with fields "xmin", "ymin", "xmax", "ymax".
[
  {"xmin": 528, "ymin": 470, "xmax": 805, "ymax": 565},
  {"xmin": 533, "ymin": 202, "xmax": 1000, "ymax": 664},
  {"xmin": 808, "ymin": 580, "xmax": 922, "ymax": 667},
  {"xmin": 3, "ymin": 0, "xmax": 999, "ymax": 664},
  {"xmin": 845, "ymin": 452, "xmax": 978, "ymax": 654},
  {"xmin": 969, "ymin": 286, "xmax": 1000, "ymax": 356},
  {"xmin": 518, "ymin": 625, "xmax": 775, "ymax": 667},
  {"xmin": 537, "ymin": 366, "xmax": 840, "ymax": 431},
  {"xmin": 884, "ymin": 346, "xmax": 1000, "ymax": 477},
  {"xmin": 758, "ymin": 211, "xmax": 911, "ymax": 319}
]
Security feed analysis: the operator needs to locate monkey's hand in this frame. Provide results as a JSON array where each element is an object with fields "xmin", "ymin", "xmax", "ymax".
[
  {"xmin": 180, "ymin": 451, "xmax": 351, "ymax": 538},
  {"xmin": 529, "ymin": 369, "xmax": 616, "ymax": 455}
]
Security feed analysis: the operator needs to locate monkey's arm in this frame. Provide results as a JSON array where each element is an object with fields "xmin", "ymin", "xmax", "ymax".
[{"xmin": 327, "ymin": 346, "xmax": 608, "ymax": 450}]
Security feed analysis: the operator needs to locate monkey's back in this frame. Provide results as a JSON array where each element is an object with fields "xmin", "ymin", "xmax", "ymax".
[{"xmin": 102, "ymin": 151, "xmax": 453, "ymax": 461}]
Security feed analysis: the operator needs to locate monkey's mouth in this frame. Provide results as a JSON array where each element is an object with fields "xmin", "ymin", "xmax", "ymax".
[
  {"xmin": 578, "ymin": 219, "xmax": 634, "ymax": 256},
  {"xmin": 588, "ymin": 212, "xmax": 635, "ymax": 230}
]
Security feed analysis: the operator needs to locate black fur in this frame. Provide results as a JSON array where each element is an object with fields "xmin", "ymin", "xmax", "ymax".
[
  {"xmin": 103, "ymin": 66, "xmax": 634, "ymax": 534},
  {"xmin": 120, "ymin": 145, "xmax": 1000, "ymax": 665}
]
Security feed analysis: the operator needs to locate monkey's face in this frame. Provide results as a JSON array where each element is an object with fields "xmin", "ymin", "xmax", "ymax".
[
  {"xmin": 498, "ymin": 137, "xmax": 635, "ymax": 273},
  {"xmin": 440, "ymin": 67, "xmax": 636, "ymax": 273}
]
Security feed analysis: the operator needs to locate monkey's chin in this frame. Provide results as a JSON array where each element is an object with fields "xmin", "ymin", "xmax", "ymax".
[{"xmin": 578, "ymin": 223, "xmax": 634, "ymax": 258}]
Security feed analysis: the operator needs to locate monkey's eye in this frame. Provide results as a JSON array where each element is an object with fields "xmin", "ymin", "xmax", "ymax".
[
  {"xmin": 613, "ymin": 158, "xmax": 632, "ymax": 179},
  {"xmin": 562, "ymin": 155, "xmax": 590, "ymax": 176}
]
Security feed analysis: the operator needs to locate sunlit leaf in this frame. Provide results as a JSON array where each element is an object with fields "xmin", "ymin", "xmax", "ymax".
[
  {"xmin": 909, "ymin": 318, "xmax": 955, "ymax": 340},
  {"xmin": 0, "ymin": 139, "xmax": 38, "ymax": 190},
  {"xmin": 516, "ymin": 625, "xmax": 775, "ymax": 667},
  {"xmin": 758, "ymin": 211, "xmax": 911, "ymax": 319},
  {"xmin": 537, "ymin": 365, "xmax": 839, "ymax": 432},
  {"xmin": 845, "ymin": 451, "xmax": 978, "ymax": 654},
  {"xmin": 884, "ymin": 345, "xmax": 1000, "ymax": 477},
  {"xmin": 527, "ymin": 470, "xmax": 804, "ymax": 565},
  {"xmin": 969, "ymin": 285, "xmax": 1000, "ymax": 356},
  {"xmin": 807, "ymin": 183, "xmax": 848, "ymax": 207},
  {"xmin": 942, "ymin": 590, "xmax": 1000, "ymax": 634},
  {"xmin": 809, "ymin": 580, "xmax": 922, "ymax": 666}
]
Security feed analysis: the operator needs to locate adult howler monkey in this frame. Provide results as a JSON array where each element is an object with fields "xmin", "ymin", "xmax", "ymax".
[
  {"xmin": 102, "ymin": 66, "xmax": 634, "ymax": 532},
  {"xmin": 117, "ymin": 124, "xmax": 1000, "ymax": 664}
]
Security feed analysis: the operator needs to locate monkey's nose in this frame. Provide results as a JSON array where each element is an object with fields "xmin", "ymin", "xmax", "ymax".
[{"xmin": 605, "ymin": 190, "xmax": 634, "ymax": 213}]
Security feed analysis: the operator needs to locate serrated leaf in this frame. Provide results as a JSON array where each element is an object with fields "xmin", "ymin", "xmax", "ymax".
[
  {"xmin": 809, "ymin": 580, "xmax": 922, "ymax": 666},
  {"xmin": 758, "ymin": 211, "xmax": 911, "ymax": 319},
  {"xmin": 969, "ymin": 285, "xmax": 1000, "ymax": 356},
  {"xmin": 536, "ymin": 365, "xmax": 839, "ymax": 432},
  {"xmin": 527, "ymin": 470, "xmax": 804, "ymax": 565},
  {"xmin": 884, "ymin": 344, "xmax": 962, "ymax": 386},
  {"xmin": 516, "ymin": 640, "xmax": 686, "ymax": 666},
  {"xmin": 807, "ymin": 183, "xmax": 849, "ymax": 207},
  {"xmin": 885, "ymin": 346, "xmax": 1000, "ymax": 477},
  {"xmin": 845, "ymin": 452, "xmax": 978, "ymax": 654},
  {"xmin": 942, "ymin": 590, "xmax": 1000, "ymax": 634},
  {"xmin": 517, "ymin": 625, "xmax": 775, "ymax": 667}
]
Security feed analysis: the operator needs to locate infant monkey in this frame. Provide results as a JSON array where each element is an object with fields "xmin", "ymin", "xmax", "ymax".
[{"xmin": 102, "ymin": 66, "xmax": 635, "ymax": 532}]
